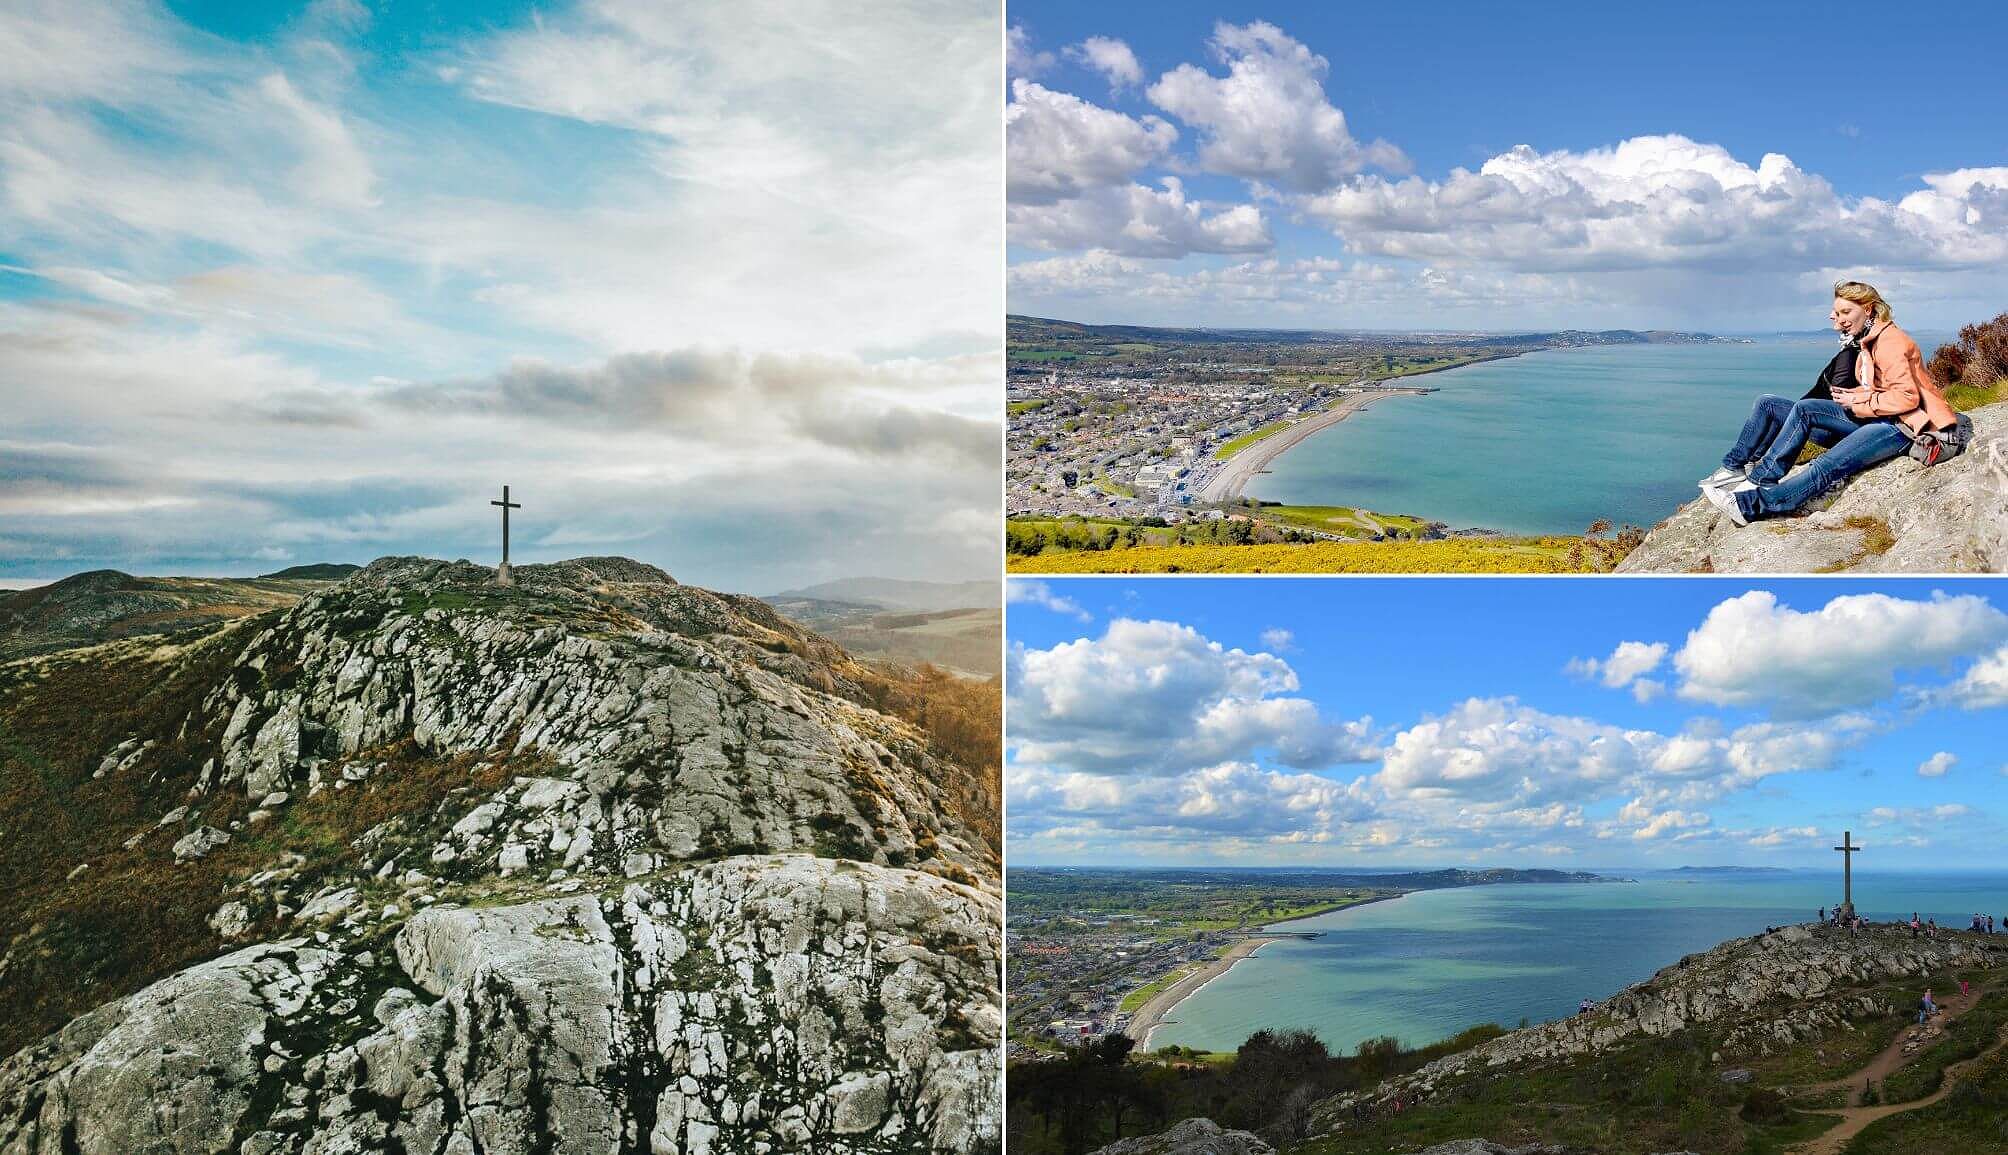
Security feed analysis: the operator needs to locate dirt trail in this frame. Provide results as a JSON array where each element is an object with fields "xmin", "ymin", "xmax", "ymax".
[{"xmin": 1788, "ymin": 983, "xmax": 2007, "ymax": 1155}]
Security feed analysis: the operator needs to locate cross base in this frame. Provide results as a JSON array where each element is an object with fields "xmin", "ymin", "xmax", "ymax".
[{"xmin": 494, "ymin": 562, "xmax": 513, "ymax": 587}]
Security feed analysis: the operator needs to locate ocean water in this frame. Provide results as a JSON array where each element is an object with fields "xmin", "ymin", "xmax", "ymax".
[
  {"xmin": 1248, "ymin": 336, "xmax": 1949, "ymax": 535},
  {"xmin": 1145, "ymin": 871, "xmax": 2008, "ymax": 1056}
]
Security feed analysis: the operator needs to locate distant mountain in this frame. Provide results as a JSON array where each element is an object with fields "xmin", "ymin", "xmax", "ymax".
[
  {"xmin": 1007, "ymin": 314, "xmax": 1732, "ymax": 348},
  {"xmin": 768, "ymin": 576, "xmax": 1000, "ymax": 612},
  {"xmin": 0, "ymin": 569, "xmax": 341, "ymax": 660},
  {"xmin": 258, "ymin": 562, "xmax": 361, "ymax": 580},
  {"xmin": 1671, "ymin": 865, "xmax": 1796, "ymax": 875}
]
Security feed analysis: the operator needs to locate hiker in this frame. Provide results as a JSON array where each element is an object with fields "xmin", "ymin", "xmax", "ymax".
[
  {"xmin": 1579, "ymin": 998, "xmax": 1593, "ymax": 1016},
  {"xmin": 1699, "ymin": 281, "xmax": 1967, "ymax": 525},
  {"xmin": 1820, "ymin": 906, "xmax": 1828, "ymax": 923},
  {"xmin": 1911, "ymin": 913, "xmax": 1921, "ymax": 938},
  {"xmin": 1920, "ymin": 989, "xmax": 1937, "ymax": 1023}
]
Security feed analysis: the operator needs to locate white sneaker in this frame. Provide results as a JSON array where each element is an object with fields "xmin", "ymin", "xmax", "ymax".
[
  {"xmin": 1698, "ymin": 465, "xmax": 1748, "ymax": 489},
  {"xmin": 1702, "ymin": 483, "xmax": 1750, "ymax": 527}
]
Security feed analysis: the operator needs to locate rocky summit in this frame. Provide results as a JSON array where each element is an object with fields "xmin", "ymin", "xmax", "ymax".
[
  {"xmin": 1617, "ymin": 403, "xmax": 2008, "ymax": 573},
  {"xmin": 0, "ymin": 556, "xmax": 1001, "ymax": 1154}
]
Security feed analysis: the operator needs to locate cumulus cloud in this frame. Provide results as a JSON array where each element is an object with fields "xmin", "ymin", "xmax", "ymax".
[
  {"xmin": 1918, "ymin": 752, "xmax": 1957, "ymax": 778},
  {"xmin": 1568, "ymin": 640, "xmax": 1668, "ymax": 690},
  {"xmin": 1009, "ymin": 177, "xmax": 1271, "ymax": 259},
  {"xmin": 1006, "ymin": 24, "xmax": 1054, "ymax": 77},
  {"xmin": 1006, "ymin": 79, "xmax": 1176, "ymax": 205},
  {"xmin": 1260, "ymin": 628, "xmax": 1295, "ymax": 652},
  {"xmin": 1145, "ymin": 21, "xmax": 1405, "ymax": 191},
  {"xmin": 1941, "ymin": 644, "xmax": 2008, "ymax": 709},
  {"xmin": 1065, "ymin": 36, "xmax": 1142, "ymax": 92},
  {"xmin": 1008, "ymin": 760, "xmax": 1377, "ymax": 845},
  {"xmin": 1375, "ymin": 697, "xmax": 1870, "ymax": 822},
  {"xmin": 1303, "ymin": 135, "xmax": 2008, "ymax": 274},
  {"xmin": 1674, "ymin": 591, "xmax": 2008, "ymax": 716},
  {"xmin": 1007, "ymin": 579, "xmax": 1091, "ymax": 622},
  {"xmin": 1007, "ymin": 618, "xmax": 1378, "ymax": 776}
]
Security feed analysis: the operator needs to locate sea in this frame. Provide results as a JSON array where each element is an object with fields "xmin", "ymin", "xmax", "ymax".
[
  {"xmin": 1248, "ymin": 335, "xmax": 1951, "ymax": 535},
  {"xmin": 1144, "ymin": 870, "xmax": 2008, "ymax": 1056}
]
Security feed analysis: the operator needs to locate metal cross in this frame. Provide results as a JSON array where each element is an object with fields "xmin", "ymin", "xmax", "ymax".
[
  {"xmin": 1833, "ymin": 830, "xmax": 1861, "ymax": 910},
  {"xmin": 491, "ymin": 485, "xmax": 521, "ymax": 569}
]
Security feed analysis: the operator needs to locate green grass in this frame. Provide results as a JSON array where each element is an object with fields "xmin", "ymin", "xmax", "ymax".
[
  {"xmin": 1007, "ymin": 399, "xmax": 1050, "ymax": 416},
  {"xmin": 1944, "ymin": 380, "xmax": 2006, "ymax": 413},
  {"xmin": 1008, "ymin": 347, "xmax": 1080, "ymax": 362},
  {"xmin": 1213, "ymin": 419, "xmax": 1292, "ymax": 460},
  {"xmin": 1846, "ymin": 1042, "xmax": 2008, "ymax": 1153},
  {"xmin": 1119, "ymin": 968, "xmax": 1195, "ymax": 1013},
  {"xmin": 1010, "ymin": 537, "xmax": 1591, "ymax": 574},
  {"xmin": 1255, "ymin": 504, "xmax": 1432, "ymax": 539},
  {"xmin": 1879, "ymin": 991, "xmax": 2007, "ymax": 1104},
  {"xmin": 1092, "ymin": 473, "xmax": 1137, "ymax": 499}
]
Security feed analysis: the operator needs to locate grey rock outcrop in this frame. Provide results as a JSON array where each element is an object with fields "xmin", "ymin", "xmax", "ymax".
[
  {"xmin": 1617, "ymin": 403, "xmax": 2008, "ymax": 572},
  {"xmin": 1088, "ymin": 1117, "xmax": 1276, "ymax": 1155},
  {"xmin": 1, "ymin": 557, "xmax": 1001, "ymax": 1153}
]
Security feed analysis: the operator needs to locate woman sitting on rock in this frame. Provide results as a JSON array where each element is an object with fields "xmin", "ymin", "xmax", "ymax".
[{"xmin": 1698, "ymin": 281, "xmax": 1963, "ymax": 525}]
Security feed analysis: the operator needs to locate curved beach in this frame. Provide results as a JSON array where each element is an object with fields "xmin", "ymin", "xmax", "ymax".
[
  {"xmin": 1130, "ymin": 893, "xmax": 1410, "ymax": 1047},
  {"xmin": 1198, "ymin": 390, "xmax": 1419, "ymax": 504}
]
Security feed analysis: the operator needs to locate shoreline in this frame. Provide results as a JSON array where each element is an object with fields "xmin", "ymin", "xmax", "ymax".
[
  {"xmin": 1198, "ymin": 350, "xmax": 1531, "ymax": 505},
  {"xmin": 1131, "ymin": 892, "xmax": 1413, "ymax": 1048}
]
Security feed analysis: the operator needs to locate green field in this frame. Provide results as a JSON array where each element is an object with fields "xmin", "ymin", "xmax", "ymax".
[
  {"xmin": 1007, "ymin": 399, "xmax": 1050, "ymax": 416},
  {"xmin": 1010, "ymin": 536, "xmax": 1596, "ymax": 574},
  {"xmin": 1214, "ymin": 419, "xmax": 1293, "ymax": 460},
  {"xmin": 1255, "ymin": 504, "xmax": 1433, "ymax": 539}
]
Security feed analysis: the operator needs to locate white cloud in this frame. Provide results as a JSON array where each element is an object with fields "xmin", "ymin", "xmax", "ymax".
[
  {"xmin": 1302, "ymin": 135, "xmax": 2008, "ymax": 274},
  {"xmin": 1942, "ymin": 644, "xmax": 2008, "ymax": 709},
  {"xmin": 1009, "ymin": 177, "xmax": 1272, "ymax": 259},
  {"xmin": 1918, "ymin": 751, "xmax": 1957, "ymax": 778},
  {"xmin": 1008, "ymin": 760, "xmax": 1377, "ymax": 844},
  {"xmin": 1007, "ymin": 617, "xmax": 1378, "ymax": 775},
  {"xmin": 1006, "ymin": 79, "xmax": 1176, "ymax": 205},
  {"xmin": 1145, "ymin": 21, "xmax": 1405, "ymax": 192},
  {"xmin": 1007, "ymin": 578, "xmax": 1091, "ymax": 622},
  {"xmin": 1674, "ymin": 591, "xmax": 2008, "ymax": 716},
  {"xmin": 1066, "ymin": 36, "xmax": 1142, "ymax": 92},
  {"xmin": 1006, "ymin": 24, "xmax": 1054, "ymax": 78},
  {"xmin": 1260, "ymin": 627, "xmax": 1295, "ymax": 652},
  {"xmin": 1631, "ymin": 678, "xmax": 1666, "ymax": 704},
  {"xmin": 1568, "ymin": 640, "xmax": 1668, "ymax": 689}
]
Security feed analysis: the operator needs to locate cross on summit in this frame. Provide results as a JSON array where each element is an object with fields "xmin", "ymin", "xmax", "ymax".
[
  {"xmin": 491, "ymin": 484, "xmax": 521, "ymax": 587},
  {"xmin": 1834, "ymin": 830, "xmax": 1861, "ymax": 914}
]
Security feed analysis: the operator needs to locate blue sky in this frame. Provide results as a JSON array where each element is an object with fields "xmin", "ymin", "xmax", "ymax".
[
  {"xmin": 1006, "ymin": 577, "xmax": 2008, "ymax": 869},
  {"xmin": 1, "ymin": 0, "xmax": 1000, "ymax": 592},
  {"xmin": 1007, "ymin": 2, "xmax": 2008, "ymax": 331}
]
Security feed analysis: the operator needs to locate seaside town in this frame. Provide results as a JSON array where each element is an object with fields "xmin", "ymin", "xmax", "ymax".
[{"xmin": 1005, "ymin": 316, "xmax": 1734, "ymax": 525}]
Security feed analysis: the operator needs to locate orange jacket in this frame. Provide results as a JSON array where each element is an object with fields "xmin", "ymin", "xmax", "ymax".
[{"xmin": 1830, "ymin": 320, "xmax": 1957, "ymax": 434}]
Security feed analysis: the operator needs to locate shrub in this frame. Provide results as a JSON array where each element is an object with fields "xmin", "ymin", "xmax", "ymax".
[{"xmin": 1739, "ymin": 1085, "xmax": 1788, "ymax": 1123}]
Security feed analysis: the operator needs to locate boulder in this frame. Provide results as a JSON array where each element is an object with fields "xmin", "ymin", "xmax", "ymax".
[
  {"xmin": 171, "ymin": 826, "xmax": 231, "ymax": 862},
  {"xmin": 1617, "ymin": 404, "xmax": 2008, "ymax": 573},
  {"xmin": 1089, "ymin": 1117, "xmax": 1276, "ymax": 1155}
]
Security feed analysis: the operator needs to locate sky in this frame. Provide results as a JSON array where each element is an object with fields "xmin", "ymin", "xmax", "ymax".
[
  {"xmin": 1006, "ymin": 577, "xmax": 2008, "ymax": 870},
  {"xmin": 0, "ymin": 0, "xmax": 1001, "ymax": 594},
  {"xmin": 1006, "ymin": 1, "xmax": 2008, "ymax": 332}
]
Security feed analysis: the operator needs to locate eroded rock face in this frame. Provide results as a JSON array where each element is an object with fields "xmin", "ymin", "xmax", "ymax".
[
  {"xmin": 1088, "ymin": 1117, "xmax": 1276, "ymax": 1155},
  {"xmin": 4, "ymin": 558, "xmax": 1001, "ymax": 1153},
  {"xmin": 0, "ymin": 857, "xmax": 1001, "ymax": 1155},
  {"xmin": 193, "ymin": 557, "xmax": 990, "ymax": 882},
  {"xmin": 1617, "ymin": 404, "xmax": 2008, "ymax": 573}
]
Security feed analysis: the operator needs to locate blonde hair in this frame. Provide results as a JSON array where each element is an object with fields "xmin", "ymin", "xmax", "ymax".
[{"xmin": 1833, "ymin": 280, "xmax": 1893, "ymax": 323}]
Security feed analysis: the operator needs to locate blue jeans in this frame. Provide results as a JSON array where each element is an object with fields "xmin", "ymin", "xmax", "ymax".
[
  {"xmin": 1732, "ymin": 400, "xmax": 1911, "ymax": 518},
  {"xmin": 1723, "ymin": 394, "xmax": 1847, "ymax": 472}
]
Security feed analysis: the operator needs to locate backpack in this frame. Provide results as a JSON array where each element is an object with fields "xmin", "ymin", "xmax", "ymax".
[{"xmin": 1907, "ymin": 412, "xmax": 1974, "ymax": 465}]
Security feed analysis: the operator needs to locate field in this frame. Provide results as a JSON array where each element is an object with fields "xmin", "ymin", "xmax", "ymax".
[
  {"xmin": 1011, "ymin": 537, "xmax": 1594, "ymax": 574},
  {"xmin": 1215, "ymin": 419, "xmax": 1294, "ymax": 460},
  {"xmin": 1256, "ymin": 505, "xmax": 1434, "ymax": 539}
]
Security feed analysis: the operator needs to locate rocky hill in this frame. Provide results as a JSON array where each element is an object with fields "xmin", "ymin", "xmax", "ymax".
[
  {"xmin": 0, "ymin": 556, "xmax": 1002, "ymax": 1153},
  {"xmin": 0, "ymin": 569, "xmax": 343, "ymax": 661},
  {"xmin": 1305, "ymin": 922, "xmax": 2008, "ymax": 1147},
  {"xmin": 1616, "ymin": 404, "xmax": 2007, "ymax": 573}
]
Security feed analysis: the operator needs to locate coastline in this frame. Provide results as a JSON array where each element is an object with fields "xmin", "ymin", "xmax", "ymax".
[
  {"xmin": 1130, "ymin": 892, "xmax": 1413, "ymax": 1048},
  {"xmin": 1198, "ymin": 350, "xmax": 1530, "ymax": 505}
]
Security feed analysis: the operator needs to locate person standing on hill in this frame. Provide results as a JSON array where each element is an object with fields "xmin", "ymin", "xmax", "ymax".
[{"xmin": 1699, "ymin": 281, "xmax": 1966, "ymax": 525}]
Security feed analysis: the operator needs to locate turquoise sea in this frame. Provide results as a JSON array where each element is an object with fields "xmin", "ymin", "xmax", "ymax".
[
  {"xmin": 1145, "ymin": 871, "xmax": 2008, "ymax": 1056},
  {"xmin": 1249, "ymin": 336, "xmax": 1950, "ymax": 535}
]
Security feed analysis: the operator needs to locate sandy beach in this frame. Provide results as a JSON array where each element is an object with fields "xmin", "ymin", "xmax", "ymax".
[
  {"xmin": 1125, "ymin": 936, "xmax": 1270, "ymax": 1045},
  {"xmin": 1197, "ymin": 389, "xmax": 1423, "ymax": 504},
  {"xmin": 1128, "ymin": 893, "xmax": 1412, "ymax": 1046}
]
